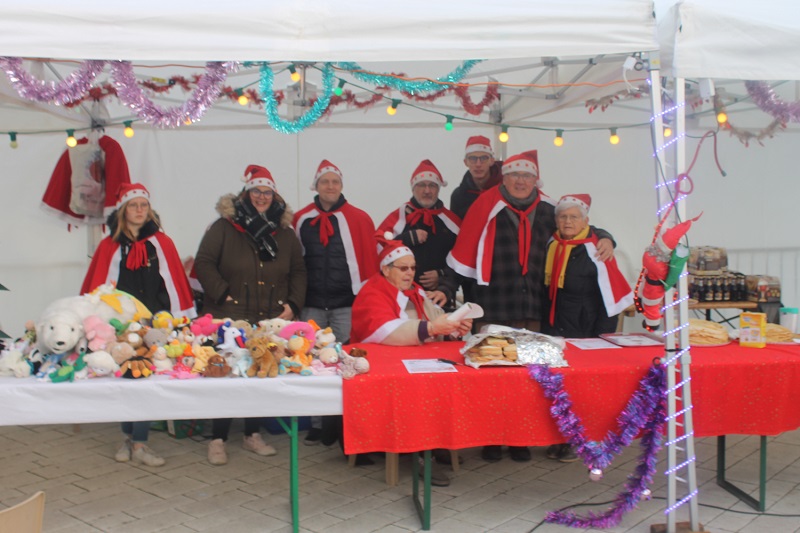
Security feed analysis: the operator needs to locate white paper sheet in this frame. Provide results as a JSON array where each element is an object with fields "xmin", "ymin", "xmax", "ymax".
[
  {"xmin": 402, "ymin": 359, "xmax": 459, "ymax": 374},
  {"xmin": 567, "ymin": 338, "xmax": 621, "ymax": 350}
]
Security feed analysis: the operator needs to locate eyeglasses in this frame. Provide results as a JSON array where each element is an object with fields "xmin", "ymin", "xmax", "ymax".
[
  {"xmin": 505, "ymin": 172, "xmax": 537, "ymax": 181},
  {"xmin": 557, "ymin": 214, "xmax": 584, "ymax": 222},
  {"xmin": 466, "ymin": 155, "xmax": 491, "ymax": 164},
  {"xmin": 390, "ymin": 265, "xmax": 417, "ymax": 273},
  {"xmin": 414, "ymin": 182, "xmax": 439, "ymax": 190},
  {"xmin": 250, "ymin": 189, "xmax": 274, "ymax": 198}
]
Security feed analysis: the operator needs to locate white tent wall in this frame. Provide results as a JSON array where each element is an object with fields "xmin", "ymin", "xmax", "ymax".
[{"xmin": 3, "ymin": 123, "xmax": 800, "ymax": 336}]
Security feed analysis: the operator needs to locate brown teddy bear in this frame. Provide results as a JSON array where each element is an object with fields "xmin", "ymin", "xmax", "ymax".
[
  {"xmin": 204, "ymin": 354, "xmax": 231, "ymax": 377},
  {"xmin": 245, "ymin": 337, "xmax": 280, "ymax": 378}
]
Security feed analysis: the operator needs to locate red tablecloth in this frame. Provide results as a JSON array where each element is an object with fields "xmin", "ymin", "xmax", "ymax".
[{"xmin": 342, "ymin": 341, "xmax": 800, "ymax": 454}]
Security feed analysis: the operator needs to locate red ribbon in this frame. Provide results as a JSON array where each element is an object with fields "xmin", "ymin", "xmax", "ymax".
[
  {"xmin": 310, "ymin": 211, "xmax": 335, "ymax": 246},
  {"xmin": 548, "ymin": 233, "xmax": 594, "ymax": 326},
  {"xmin": 406, "ymin": 206, "xmax": 443, "ymax": 234},
  {"xmin": 126, "ymin": 240, "xmax": 148, "ymax": 270},
  {"xmin": 507, "ymin": 196, "xmax": 540, "ymax": 276},
  {"xmin": 403, "ymin": 287, "xmax": 429, "ymax": 321}
]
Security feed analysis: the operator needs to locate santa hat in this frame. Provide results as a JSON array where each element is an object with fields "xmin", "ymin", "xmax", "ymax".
[
  {"xmin": 310, "ymin": 159, "xmax": 343, "ymax": 191},
  {"xmin": 502, "ymin": 150, "xmax": 539, "ymax": 177},
  {"xmin": 378, "ymin": 231, "xmax": 414, "ymax": 267},
  {"xmin": 465, "ymin": 135, "xmax": 494, "ymax": 157},
  {"xmin": 115, "ymin": 183, "xmax": 150, "ymax": 209},
  {"xmin": 243, "ymin": 164, "xmax": 277, "ymax": 192},
  {"xmin": 410, "ymin": 159, "xmax": 447, "ymax": 188},
  {"xmin": 556, "ymin": 194, "xmax": 591, "ymax": 215}
]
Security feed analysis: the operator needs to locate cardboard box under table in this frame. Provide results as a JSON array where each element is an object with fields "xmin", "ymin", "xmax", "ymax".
[{"xmin": 342, "ymin": 342, "xmax": 800, "ymax": 528}]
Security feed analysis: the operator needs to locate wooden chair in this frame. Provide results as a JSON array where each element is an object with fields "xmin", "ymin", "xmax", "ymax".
[{"xmin": 0, "ymin": 491, "xmax": 46, "ymax": 533}]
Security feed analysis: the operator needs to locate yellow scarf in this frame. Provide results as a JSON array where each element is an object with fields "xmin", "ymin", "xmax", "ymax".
[{"xmin": 544, "ymin": 225, "xmax": 591, "ymax": 289}]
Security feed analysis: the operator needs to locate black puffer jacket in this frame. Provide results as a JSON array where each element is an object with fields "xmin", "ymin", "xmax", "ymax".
[{"xmin": 299, "ymin": 195, "xmax": 356, "ymax": 309}]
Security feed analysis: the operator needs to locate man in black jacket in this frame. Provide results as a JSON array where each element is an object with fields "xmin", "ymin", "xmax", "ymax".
[{"xmin": 449, "ymin": 135, "xmax": 503, "ymax": 220}]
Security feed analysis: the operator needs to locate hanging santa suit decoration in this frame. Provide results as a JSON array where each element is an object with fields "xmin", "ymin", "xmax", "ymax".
[{"xmin": 41, "ymin": 135, "xmax": 131, "ymax": 226}]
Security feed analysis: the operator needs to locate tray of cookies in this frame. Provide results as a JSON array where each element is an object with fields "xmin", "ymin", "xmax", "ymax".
[{"xmin": 460, "ymin": 328, "xmax": 567, "ymax": 368}]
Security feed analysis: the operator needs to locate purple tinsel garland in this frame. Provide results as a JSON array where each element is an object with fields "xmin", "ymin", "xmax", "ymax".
[
  {"xmin": 110, "ymin": 61, "xmax": 237, "ymax": 128},
  {"xmin": 529, "ymin": 363, "xmax": 666, "ymax": 529},
  {"xmin": 0, "ymin": 57, "xmax": 106, "ymax": 105},
  {"xmin": 745, "ymin": 81, "xmax": 800, "ymax": 123}
]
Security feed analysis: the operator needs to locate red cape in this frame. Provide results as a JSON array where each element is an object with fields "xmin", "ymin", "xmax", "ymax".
[
  {"xmin": 81, "ymin": 232, "xmax": 197, "ymax": 318},
  {"xmin": 41, "ymin": 135, "xmax": 131, "ymax": 225},
  {"xmin": 377, "ymin": 203, "xmax": 461, "ymax": 238},
  {"xmin": 350, "ymin": 273, "xmax": 428, "ymax": 344},
  {"xmin": 293, "ymin": 201, "xmax": 378, "ymax": 294}
]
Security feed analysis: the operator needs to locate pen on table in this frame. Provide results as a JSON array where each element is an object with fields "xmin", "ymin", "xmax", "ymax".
[{"xmin": 438, "ymin": 358, "xmax": 471, "ymax": 368}]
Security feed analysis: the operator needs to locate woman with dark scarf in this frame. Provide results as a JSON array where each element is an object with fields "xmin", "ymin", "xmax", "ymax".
[
  {"xmin": 81, "ymin": 182, "xmax": 197, "ymax": 468},
  {"xmin": 194, "ymin": 164, "xmax": 307, "ymax": 466}
]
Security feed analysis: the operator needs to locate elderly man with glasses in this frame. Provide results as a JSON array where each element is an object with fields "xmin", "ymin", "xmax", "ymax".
[
  {"xmin": 376, "ymin": 160, "xmax": 461, "ymax": 311},
  {"xmin": 448, "ymin": 150, "xmax": 616, "ymax": 464}
]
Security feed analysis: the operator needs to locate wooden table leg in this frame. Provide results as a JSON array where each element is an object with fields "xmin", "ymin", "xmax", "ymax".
[{"xmin": 386, "ymin": 452, "xmax": 399, "ymax": 486}]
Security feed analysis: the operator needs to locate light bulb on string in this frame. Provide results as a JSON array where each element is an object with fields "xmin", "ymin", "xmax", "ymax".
[
  {"xmin": 66, "ymin": 129, "xmax": 78, "ymax": 148},
  {"xmin": 236, "ymin": 89, "xmax": 249, "ymax": 106},
  {"xmin": 123, "ymin": 121, "xmax": 134, "ymax": 138},
  {"xmin": 664, "ymin": 126, "xmax": 673, "ymax": 138},
  {"xmin": 498, "ymin": 125, "xmax": 509, "ymax": 143},
  {"xmin": 386, "ymin": 99, "xmax": 400, "ymax": 116},
  {"xmin": 334, "ymin": 79, "xmax": 346, "ymax": 96},
  {"xmin": 444, "ymin": 115, "xmax": 454, "ymax": 131},
  {"xmin": 9, "ymin": 132, "xmax": 18, "ymax": 149},
  {"xmin": 716, "ymin": 111, "xmax": 728, "ymax": 124},
  {"xmin": 288, "ymin": 64, "xmax": 301, "ymax": 83},
  {"xmin": 609, "ymin": 128, "xmax": 620, "ymax": 145},
  {"xmin": 553, "ymin": 129, "xmax": 564, "ymax": 147}
]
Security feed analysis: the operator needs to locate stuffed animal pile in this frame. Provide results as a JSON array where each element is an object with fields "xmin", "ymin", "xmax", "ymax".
[{"xmin": 0, "ymin": 295, "xmax": 370, "ymax": 383}]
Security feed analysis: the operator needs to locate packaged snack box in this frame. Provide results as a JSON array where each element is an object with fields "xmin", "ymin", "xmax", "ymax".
[{"xmin": 739, "ymin": 312, "xmax": 766, "ymax": 348}]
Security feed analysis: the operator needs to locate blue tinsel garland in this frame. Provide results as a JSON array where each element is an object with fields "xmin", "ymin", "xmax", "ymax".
[{"xmin": 259, "ymin": 62, "xmax": 335, "ymax": 134}]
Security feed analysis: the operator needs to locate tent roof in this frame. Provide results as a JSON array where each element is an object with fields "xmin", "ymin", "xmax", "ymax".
[
  {"xmin": 1, "ymin": 0, "xmax": 657, "ymax": 61},
  {"xmin": 659, "ymin": 0, "xmax": 800, "ymax": 80}
]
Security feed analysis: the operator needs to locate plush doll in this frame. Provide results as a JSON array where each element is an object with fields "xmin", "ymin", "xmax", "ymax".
[
  {"xmin": 190, "ymin": 313, "xmax": 220, "ymax": 337},
  {"xmin": 116, "ymin": 353, "xmax": 155, "ymax": 378},
  {"xmin": 0, "ymin": 349, "xmax": 32, "ymax": 378},
  {"xmin": 83, "ymin": 315, "xmax": 117, "ymax": 352},
  {"xmin": 51, "ymin": 352, "xmax": 87, "ymax": 383},
  {"xmin": 151, "ymin": 310, "xmax": 175, "ymax": 332},
  {"xmin": 143, "ymin": 327, "xmax": 170, "ymax": 349},
  {"xmin": 83, "ymin": 350, "xmax": 119, "ymax": 377},
  {"xmin": 309, "ymin": 344, "xmax": 340, "ymax": 376},
  {"xmin": 191, "ymin": 345, "xmax": 216, "ymax": 374},
  {"xmin": 216, "ymin": 321, "xmax": 246, "ymax": 353},
  {"xmin": 314, "ymin": 327, "xmax": 337, "ymax": 351},
  {"xmin": 151, "ymin": 345, "xmax": 173, "ymax": 373},
  {"xmin": 245, "ymin": 337, "xmax": 280, "ymax": 378},
  {"xmin": 279, "ymin": 335, "xmax": 313, "ymax": 376},
  {"xmin": 106, "ymin": 341, "xmax": 135, "ymax": 365},
  {"xmin": 204, "ymin": 354, "xmax": 231, "ymax": 377},
  {"xmin": 257, "ymin": 318, "xmax": 289, "ymax": 337},
  {"xmin": 338, "ymin": 348, "xmax": 370, "ymax": 380},
  {"xmin": 230, "ymin": 319, "xmax": 254, "ymax": 339},
  {"xmin": 227, "ymin": 348, "xmax": 252, "ymax": 377},
  {"xmin": 36, "ymin": 307, "xmax": 85, "ymax": 356},
  {"xmin": 118, "ymin": 322, "xmax": 148, "ymax": 357}
]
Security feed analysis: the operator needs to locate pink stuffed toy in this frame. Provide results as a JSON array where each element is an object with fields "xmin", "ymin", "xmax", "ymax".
[
  {"xmin": 190, "ymin": 313, "xmax": 219, "ymax": 337},
  {"xmin": 83, "ymin": 315, "xmax": 117, "ymax": 352}
]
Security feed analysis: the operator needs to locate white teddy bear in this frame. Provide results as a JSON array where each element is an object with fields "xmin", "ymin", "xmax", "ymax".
[{"xmin": 36, "ymin": 309, "xmax": 85, "ymax": 355}]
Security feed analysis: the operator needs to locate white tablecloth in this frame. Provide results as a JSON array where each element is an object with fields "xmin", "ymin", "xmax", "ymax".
[{"xmin": 0, "ymin": 374, "xmax": 342, "ymax": 426}]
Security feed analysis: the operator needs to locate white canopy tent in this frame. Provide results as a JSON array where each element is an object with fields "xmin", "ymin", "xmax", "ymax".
[{"xmin": 1, "ymin": 0, "xmax": 799, "ymax": 339}]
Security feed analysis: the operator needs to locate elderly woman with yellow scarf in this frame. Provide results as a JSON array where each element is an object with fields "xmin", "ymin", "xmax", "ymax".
[{"xmin": 543, "ymin": 194, "xmax": 633, "ymax": 339}]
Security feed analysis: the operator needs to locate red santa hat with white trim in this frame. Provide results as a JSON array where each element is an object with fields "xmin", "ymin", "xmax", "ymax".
[
  {"xmin": 242, "ymin": 164, "xmax": 277, "ymax": 192},
  {"xmin": 310, "ymin": 159, "xmax": 343, "ymax": 191},
  {"xmin": 378, "ymin": 231, "xmax": 414, "ymax": 267},
  {"xmin": 502, "ymin": 150, "xmax": 543, "ymax": 188},
  {"xmin": 115, "ymin": 183, "xmax": 150, "ymax": 209},
  {"xmin": 556, "ymin": 194, "xmax": 591, "ymax": 215},
  {"xmin": 409, "ymin": 159, "xmax": 447, "ymax": 188},
  {"xmin": 465, "ymin": 135, "xmax": 494, "ymax": 157}
]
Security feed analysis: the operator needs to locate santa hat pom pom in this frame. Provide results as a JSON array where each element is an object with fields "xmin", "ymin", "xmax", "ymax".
[{"xmin": 383, "ymin": 231, "xmax": 393, "ymax": 240}]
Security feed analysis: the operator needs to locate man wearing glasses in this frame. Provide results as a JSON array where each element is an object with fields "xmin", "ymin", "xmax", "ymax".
[
  {"xmin": 376, "ymin": 160, "xmax": 461, "ymax": 311},
  {"xmin": 449, "ymin": 135, "xmax": 503, "ymax": 220},
  {"xmin": 448, "ymin": 151, "xmax": 615, "ymax": 463}
]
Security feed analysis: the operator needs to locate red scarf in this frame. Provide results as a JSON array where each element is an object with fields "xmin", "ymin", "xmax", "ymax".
[
  {"xmin": 507, "ymin": 195, "xmax": 540, "ymax": 275},
  {"xmin": 403, "ymin": 287, "xmax": 429, "ymax": 320},
  {"xmin": 310, "ymin": 211, "xmax": 335, "ymax": 246},
  {"xmin": 125, "ymin": 240, "xmax": 149, "ymax": 270},
  {"xmin": 547, "ymin": 232, "xmax": 594, "ymax": 325},
  {"xmin": 406, "ymin": 205, "xmax": 443, "ymax": 234}
]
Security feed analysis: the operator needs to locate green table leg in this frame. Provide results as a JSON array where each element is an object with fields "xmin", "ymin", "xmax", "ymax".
[
  {"xmin": 277, "ymin": 417, "xmax": 300, "ymax": 532},
  {"xmin": 716, "ymin": 435, "xmax": 767, "ymax": 512},
  {"xmin": 411, "ymin": 450, "xmax": 432, "ymax": 530}
]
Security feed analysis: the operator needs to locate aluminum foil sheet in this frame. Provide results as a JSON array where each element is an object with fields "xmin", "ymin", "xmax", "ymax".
[{"xmin": 460, "ymin": 327, "xmax": 568, "ymax": 368}]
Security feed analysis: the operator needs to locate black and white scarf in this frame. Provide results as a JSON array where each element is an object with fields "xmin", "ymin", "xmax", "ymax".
[{"xmin": 233, "ymin": 197, "xmax": 284, "ymax": 261}]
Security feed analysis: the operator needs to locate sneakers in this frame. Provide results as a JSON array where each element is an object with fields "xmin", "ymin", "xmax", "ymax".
[
  {"xmin": 208, "ymin": 438, "xmax": 228, "ymax": 465},
  {"xmin": 243, "ymin": 433, "xmax": 277, "ymax": 456},
  {"xmin": 418, "ymin": 458, "xmax": 450, "ymax": 487},
  {"xmin": 115, "ymin": 438, "xmax": 131, "ymax": 462},
  {"xmin": 131, "ymin": 445, "xmax": 165, "ymax": 467},
  {"xmin": 546, "ymin": 443, "xmax": 579, "ymax": 463},
  {"xmin": 509, "ymin": 446, "xmax": 531, "ymax": 463},
  {"xmin": 303, "ymin": 427, "xmax": 322, "ymax": 446}
]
